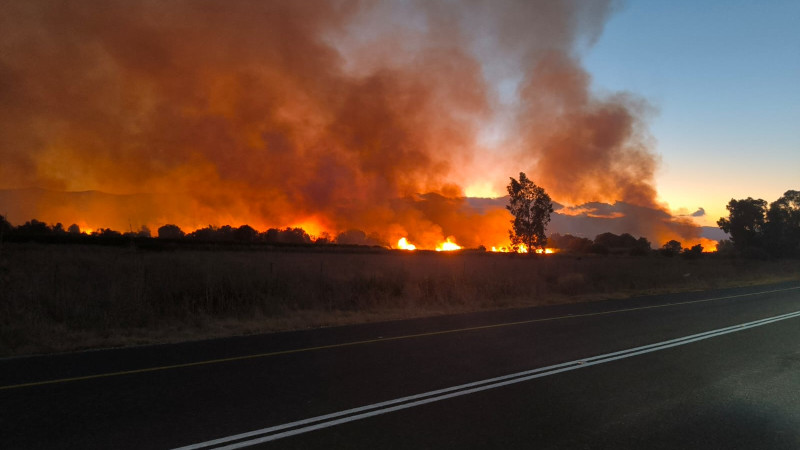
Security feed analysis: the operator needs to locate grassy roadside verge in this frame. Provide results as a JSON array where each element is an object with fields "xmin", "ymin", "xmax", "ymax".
[{"xmin": 2, "ymin": 243, "xmax": 799, "ymax": 356}]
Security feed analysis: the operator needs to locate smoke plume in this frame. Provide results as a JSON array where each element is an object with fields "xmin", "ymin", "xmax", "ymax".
[{"xmin": 0, "ymin": 0, "xmax": 706, "ymax": 248}]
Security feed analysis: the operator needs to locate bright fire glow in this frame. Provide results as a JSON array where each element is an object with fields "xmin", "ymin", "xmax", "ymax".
[
  {"xmin": 435, "ymin": 237, "xmax": 462, "ymax": 252},
  {"xmin": 464, "ymin": 182, "xmax": 500, "ymax": 198},
  {"xmin": 658, "ymin": 236, "xmax": 720, "ymax": 253},
  {"xmin": 397, "ymin": 237, "xmax": 416, "ymax": 251},
  {"xmin": 289, "ymin": 218, "xmax": 326, "ymax": 239},
  {"xmin": 490, "ymin": 244, "xmax": 555, "ymax": 254},
  {"xmin": 688, "ymin": 238, "xmax": 719, "ymax": 253}
]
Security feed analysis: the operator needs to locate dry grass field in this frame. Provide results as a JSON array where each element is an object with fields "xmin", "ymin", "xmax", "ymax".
[{"xmin": 2, "ymin": 242, "xmax": 799, "ymax": 356}]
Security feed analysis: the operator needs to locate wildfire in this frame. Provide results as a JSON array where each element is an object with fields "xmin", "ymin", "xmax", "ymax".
[
  {"xmin": 490, "ymin": 244, "xmax": 555, "ymax": 254},
  {"xmin": 290, "ymin": 218, "xmax": 327, "ymax": 240},
  {"xmin": 397, "ymin": 236, "xmax": 463, "ymax": 251},
  {"xmin": 397, "ymin": 237, "xmax": 416, "ymax": 251},
  {"xmin": 688, "ymin": 238, "xmax": 719, "ymax": 253},
  {"xmin": 435, "ymin": 237, "xmax": 462, "ymax": 252},
  {"xmin": 657, "ymin": 235, "xmax": 720, "ymax": 253}
]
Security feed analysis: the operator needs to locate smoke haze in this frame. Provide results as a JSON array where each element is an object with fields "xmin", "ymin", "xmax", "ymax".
[{"xmin": 0, "ymin": 0, "xmax": 707, "ymax": 248}]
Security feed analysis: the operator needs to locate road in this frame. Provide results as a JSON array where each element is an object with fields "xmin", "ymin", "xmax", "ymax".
[{"xmin": 3, "ymin": 281, "xmax": 800, "ymax": 449}]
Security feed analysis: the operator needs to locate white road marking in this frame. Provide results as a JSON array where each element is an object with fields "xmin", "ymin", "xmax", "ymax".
[
  {"xmin": 175, "ymin": 309, "xmax": 800, "ymax": 449},
  {"xmin": 4, "ymin": 286, "xmax": 799, "ymax": 391}
]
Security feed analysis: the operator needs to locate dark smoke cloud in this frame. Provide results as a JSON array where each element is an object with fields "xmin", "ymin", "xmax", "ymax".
[
  {"xmin": 0, "ymin": 0, "xmax": 707, "ymax": 248},
  {"xmin": 516, "ymin": 52, "xmax": 659, "ymax": 208}
]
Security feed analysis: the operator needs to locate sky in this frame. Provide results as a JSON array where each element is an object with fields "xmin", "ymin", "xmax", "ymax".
[
  {"xmin": 583, "ymin": 0, "xmax": 800, "ymax": 226},
  {"xmin": 1, "ymin": 0, "xmax": 796, "ymax": 248}
]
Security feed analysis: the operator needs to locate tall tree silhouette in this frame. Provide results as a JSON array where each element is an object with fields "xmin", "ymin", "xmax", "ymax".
[
  {"xmin": 506, "ymin": 172, "xmax": 553, "ymax": 252},
  {"xmin": 717, "ymin": 197, "xmax": 767, "ymax": 251},
  {"xmin": 765, "ymin": 190, "xmax": 800, "ymax": 255}
]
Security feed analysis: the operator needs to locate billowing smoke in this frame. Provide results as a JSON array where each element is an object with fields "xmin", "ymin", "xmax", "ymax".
[
  {"xmin": 0, "ymin": 0, "xmax": 706, "ymax": 248},
  {"xmin": 512, "ymin": 51, "xmax": 706, "ymax": 246}
]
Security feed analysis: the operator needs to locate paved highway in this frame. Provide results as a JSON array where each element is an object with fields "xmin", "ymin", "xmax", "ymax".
[{"xmin": 3, "ymin": 281, "xmax": 800, "ymax": 449}]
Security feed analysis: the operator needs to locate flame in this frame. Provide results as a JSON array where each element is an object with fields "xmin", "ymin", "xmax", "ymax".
[
  {"xmin": 0, "ymin": 2, "xmax": 716, "ymax": 263},
  {"xmin": 289, "ymin": 218, "xmax": 328, "ymax": 240},
  {"xmin": 688, "ymin": 237, "xmax": 718, "ymax": 253},
  {"xmin": 435, "ymin": 237, "xmax": 462, "ymax": 252},
  {"xmin": 397, "ymin": 237, "xmax": 416, "ymax": 251},
  {"xmin": 397, "ymin": 236, "xmax": 462, "ymax": 251},
  {"xmin": 657, "ymin": 235, "xmax": 720, "ymax": 253},
  {"xmin": 489, "ymin": 244, "xmax": 555, "ymax": 254}
]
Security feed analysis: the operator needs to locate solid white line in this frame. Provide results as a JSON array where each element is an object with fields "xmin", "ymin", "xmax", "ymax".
[
  {"xmin": 176, "ymin": 313, "xmax": 776, "ymax": 450},
  {"xmin": 174, "ymin": 289, "xmax": 800, "ymax": 449},
  {"xmin": 175, "ymin": 308, "xmax": 800, "ymax": 449}
]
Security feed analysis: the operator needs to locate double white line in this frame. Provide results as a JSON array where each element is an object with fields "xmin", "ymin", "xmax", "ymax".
[{"xmin": 176, "ymin": 309, "xmax": 800, "ymax": 449}]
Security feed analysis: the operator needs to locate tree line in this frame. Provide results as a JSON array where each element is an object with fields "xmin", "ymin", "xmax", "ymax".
[
  {"xmin": 506, "ymin": 172, "xmax": 800, "ymax": 259},
  {"xmin": 717, "ymin": 190, "xmax": 800, "ymax": 257},
  {"xmin": 3, "ymin": 186, "xmax": 797, "ymax": 257},
  {"xmin": 505, "ymin": 172, "xmax": 702, "ymax": 257},
  {"xmin": 0, "ymin": 214, "xmax": 699, "ymax": 256},
  {"xmin": 0, "ymin": 216, "xmax": 385, "ymax": 246}
]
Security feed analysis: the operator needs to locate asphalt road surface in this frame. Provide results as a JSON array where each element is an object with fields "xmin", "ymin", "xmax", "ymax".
[{"xmin": 3, "ymin": 281, "xmax": 800, "ymax": 449}]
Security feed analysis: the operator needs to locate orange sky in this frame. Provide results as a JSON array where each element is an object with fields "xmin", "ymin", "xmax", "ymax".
[{"xmin": 0, "ymin": 1, "xmax": 726, "ymax": 250}]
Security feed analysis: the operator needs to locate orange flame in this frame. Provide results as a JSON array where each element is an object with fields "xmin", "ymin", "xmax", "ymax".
[
  {"xmin": 397, "ymin": 237, "xmax": 416, "ymax": 251},
  {"xmin": 489, "ymin": 244, "xmax": 555, "ymax": 254},
  {"xmin": 435, "ymin": 237, "xmax": 462, "ymax": 252}
]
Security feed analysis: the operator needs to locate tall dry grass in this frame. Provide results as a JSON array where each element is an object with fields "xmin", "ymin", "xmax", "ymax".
[{"xmin": 1, "ymin": 243, "xmax": 798, "ymax": 355}]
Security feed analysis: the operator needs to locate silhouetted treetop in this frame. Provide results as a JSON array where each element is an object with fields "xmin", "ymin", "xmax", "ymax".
[
  {"xmin": 717, "ymin": 197, "xmax": 767, "ymax": 251},
  {"xmin": 548, "ymin": 233, "xmax": 593, "ymax": 253},
  {"xmin": 764, "ymin": 190, "xmax": 800, "ymax": 256},
  {"xmin": 16, "ymin": 219, "xmax": 50, "ymax": 236},
  {"xmin": 507, "ymin": 172, "xmax": 553, "ymax": 252},
  {"xmin": 0, "ymin": 215, "xmax": 12, "ymax": 235},
  {"xmin": 157, "ymin": 224, "xmax": 185, "ymax": 239},
  {"xmin": 660, "ymin": 240, "xmax": 682, "ymax": 257},
  {"xmin": 233, "ymin": 225, "xmax": 258, "ymax": 242}
]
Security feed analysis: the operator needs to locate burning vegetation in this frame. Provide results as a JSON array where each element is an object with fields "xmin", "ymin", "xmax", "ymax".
[{"xmin": 0, "ymin": 1, "xmax": 719, "ymax": 250}]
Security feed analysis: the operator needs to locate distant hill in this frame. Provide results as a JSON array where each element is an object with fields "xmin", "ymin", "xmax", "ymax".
[
  {"xmin": 701, "ymin": 226, "xmax": 728, "ymax": 241},
  {"xmin": 467, "ymin": 196, "xmax": 724, "ymax": 244}
]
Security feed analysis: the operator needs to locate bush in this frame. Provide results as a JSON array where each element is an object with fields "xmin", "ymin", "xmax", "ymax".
[{"xmin": 158, "ymin": 224, "xmax": 185, "ymax": 239}]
